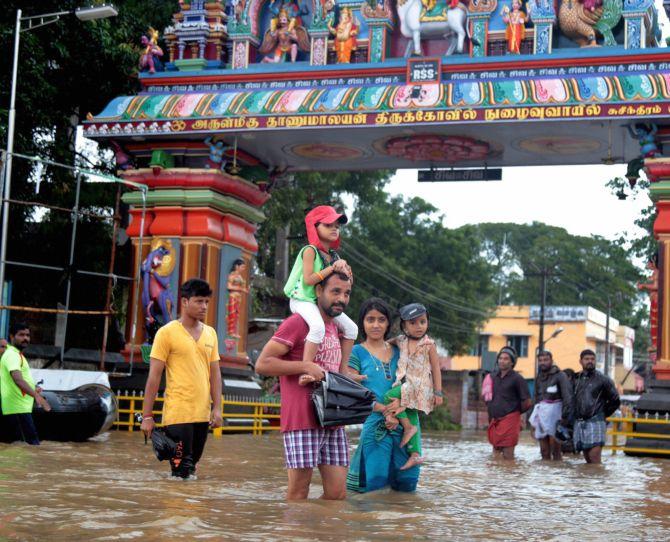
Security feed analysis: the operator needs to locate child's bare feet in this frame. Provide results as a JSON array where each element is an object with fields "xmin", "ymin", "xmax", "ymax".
[
  {"xmin": 399, "ymin": 424, "xmax": 418, "ymax": 448},
  {"xmin": 298, "ymin": 374, "xmax": 316, "ymax": 386},
  {"xmin": 400, "ymin": 452, "xmax": 423, "ymax": 471}
]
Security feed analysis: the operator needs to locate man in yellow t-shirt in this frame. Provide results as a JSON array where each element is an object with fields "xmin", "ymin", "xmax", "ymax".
[{"xmin": 141, "ymin": 279, "xmax": 222, "ymax": 479}]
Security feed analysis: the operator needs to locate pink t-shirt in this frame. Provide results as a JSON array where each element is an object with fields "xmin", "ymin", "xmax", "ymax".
[{"xmin": 272, "ymin": 314, "xmax": 342, "ymax": 432}]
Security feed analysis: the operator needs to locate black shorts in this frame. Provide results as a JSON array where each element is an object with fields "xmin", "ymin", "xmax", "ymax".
[{"xmin": 164, "ymin": 422, "xmax": 209, "ymax": 478}]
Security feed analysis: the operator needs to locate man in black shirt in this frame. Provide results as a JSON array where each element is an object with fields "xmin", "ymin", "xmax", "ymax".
[
  {"xmin": 485, "ymin": 346, "xmax": 531, "ymax": 459},
  {"xmin": 573, "ymin": 349, "xmax": 620, "ymax": 464},
  {"xmin": 530, "ymin": 350, "xmax": 573, "ymax": 460}
]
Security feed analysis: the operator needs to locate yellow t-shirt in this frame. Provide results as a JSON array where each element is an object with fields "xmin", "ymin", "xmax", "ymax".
[{"xmin": 149, "ymin": 320, "xmax": 220, "ymax": 425}]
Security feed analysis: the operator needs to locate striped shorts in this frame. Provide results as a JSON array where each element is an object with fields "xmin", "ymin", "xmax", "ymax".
[{"xmin": 283, "ymin": 427, "xmax": 349, "ymax": 469}]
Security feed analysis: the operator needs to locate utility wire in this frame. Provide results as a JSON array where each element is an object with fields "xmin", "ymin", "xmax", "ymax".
[
  {"xmin": 341, "ymin": 240, "xmax": 491, "ymax": 318},
  {"xmin": 344, "ymin": 236, "xmax": 492, "ymax": 314},
  {"xmin": 345, "ymin": 250, "xmax": 486, "ymax": 328}
]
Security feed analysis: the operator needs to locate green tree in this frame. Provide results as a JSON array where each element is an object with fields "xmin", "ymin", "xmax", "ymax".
[{"xmin": 461, "ymin": 222, "xmax": 648, "ymax": 354}]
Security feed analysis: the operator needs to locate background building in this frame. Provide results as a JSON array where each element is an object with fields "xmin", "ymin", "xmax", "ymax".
[{"xmin": 450, "ymin": 305, "xmax": 635, "ymax": 391}]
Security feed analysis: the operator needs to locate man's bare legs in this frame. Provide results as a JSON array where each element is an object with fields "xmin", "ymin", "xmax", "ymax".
[
  {"xmin": 492, "ymin": 446, "xmax": 516, "ymax": 460},
  {"xmin": 539, "ymin": 437, "xmax": 563, "ymax": 460},
  {"xmin": 583, "ymin": 446, "xmax": 602, "ymax": 464},
  {"xmin": 319, "ymin": 464, "xmax": 347, "ymax": 500},
  {"xmin": 287, "ymin": 465, "xmax": 347, "ymax": 501},
  {"xmin": 287, "ymin": 468, "xmax": 313, "ymax": 500}
]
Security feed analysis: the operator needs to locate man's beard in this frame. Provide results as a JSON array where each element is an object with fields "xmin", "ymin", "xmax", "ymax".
[{"xmin": 323, "ymin": 303, "xmax": 346, "ymax": 317}]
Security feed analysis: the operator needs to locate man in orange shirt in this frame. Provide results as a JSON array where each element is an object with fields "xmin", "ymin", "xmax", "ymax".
[{"xmin": 141, "ymin": 279, "xmax": 222, "ymax": 479}]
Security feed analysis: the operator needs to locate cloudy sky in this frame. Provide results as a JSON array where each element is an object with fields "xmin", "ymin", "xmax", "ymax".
[{"xmin": 386, "ymin": 164, "xmax": 651, "ymax": 242}]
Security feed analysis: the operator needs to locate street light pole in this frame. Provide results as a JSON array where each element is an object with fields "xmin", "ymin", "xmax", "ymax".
[
  {"xmin": 0, "ymin": 5, "xmax": 117, "ymax": 314},
  {"xmin": 0, "ymin": 9, "xmax": 22, "ymax": 309}
]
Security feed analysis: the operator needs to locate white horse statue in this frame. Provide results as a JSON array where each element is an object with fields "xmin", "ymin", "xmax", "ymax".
[{"xmin": 397, "ymin": 0, "xmax": 474, "ymax": 56}]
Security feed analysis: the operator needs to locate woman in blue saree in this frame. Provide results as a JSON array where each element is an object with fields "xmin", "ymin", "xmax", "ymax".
[{"xmin": 347, "ymin": 298, "xmax": 421, "ymax": 493}]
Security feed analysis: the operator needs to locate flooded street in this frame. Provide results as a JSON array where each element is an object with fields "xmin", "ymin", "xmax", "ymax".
[{"xmin": 1, "ymin": 430, "xmax": 669, "ymax": 541}]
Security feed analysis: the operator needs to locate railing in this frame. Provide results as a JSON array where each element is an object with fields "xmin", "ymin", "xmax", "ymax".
[
  {"xmin": 607, "ymin": 414, "xmax": 670, "ymax": 455},
  {"xmin": 113, "ymin": 391, "xmax": 281, "ymax": 436}
]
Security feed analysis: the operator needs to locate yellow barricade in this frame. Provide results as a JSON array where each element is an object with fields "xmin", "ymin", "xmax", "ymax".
[
  {"xmin": 113, "ymin": 392, "xmax": 281, "ymax": 437},
  {"xmin": 606, "ymin": 415, "xmax": 670, "ymax": 455}
]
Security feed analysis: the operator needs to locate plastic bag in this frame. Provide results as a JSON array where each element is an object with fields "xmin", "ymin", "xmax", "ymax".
[{"xmin": 312, "ymin": 372, "xmax": 375, "ymax": 427}]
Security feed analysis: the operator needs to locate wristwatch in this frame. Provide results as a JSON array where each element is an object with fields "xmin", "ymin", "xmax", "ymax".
[{"xmin": 433, "ymin": 390, "xmax": 444, "ymax": 398}]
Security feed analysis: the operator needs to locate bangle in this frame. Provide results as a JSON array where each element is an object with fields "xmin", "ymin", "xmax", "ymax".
[
  {"xmin": 433, "ymin": 390, "xmax": 444, "ymax": 397},
  {"xmin": 316, "ymin": 271, "xmax": 325, "ymax": 281}
]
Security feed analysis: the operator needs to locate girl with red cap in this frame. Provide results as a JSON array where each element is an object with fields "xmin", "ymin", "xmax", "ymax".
[{"xmin": 283, "ymin": 205, "xmax": 358, "ymax": 372}]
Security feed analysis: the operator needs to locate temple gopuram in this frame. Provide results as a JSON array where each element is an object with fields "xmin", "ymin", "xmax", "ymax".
[{"xmin": 84, "ymin": 0, "xmax": 670, "ymax": 452}]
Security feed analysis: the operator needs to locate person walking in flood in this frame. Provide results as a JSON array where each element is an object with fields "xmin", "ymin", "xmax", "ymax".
[
  {"xmin": 485, "ymin": 346, "xmax": 531, "ymax": 459},
  {"xmin": 255, "ymin": 271, "xmax": 352, "ymax": 500},
  {"xmin": 141, "ymin": 279, "xmax": 222, "ymax": 479},
  {"xmin": 0, "ymin": 322, "xmax": 51, "ymax": 445},
  {"xmin": 347, "ymin": 298, "xmax": 422, "ymax": 493},
  {"xmin": 380, "ymin": 303, "xmax": 443, "ymax": 471},
  {"xmin": 529, "ymin": 350, "xmax": 573, "ymax": 460},
  {"xmin": 573, "ymin": 349, "xmax": 620, "ymax": 464}
]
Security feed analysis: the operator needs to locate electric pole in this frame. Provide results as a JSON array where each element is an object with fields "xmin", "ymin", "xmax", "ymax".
[{"xmin": 604, "ymin": 295, "xmax": 611, "ymax": 377}]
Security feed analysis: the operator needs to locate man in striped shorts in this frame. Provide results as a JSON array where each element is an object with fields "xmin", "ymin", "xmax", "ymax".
[{"xmin": 256, "ymin": 272, "xmax": 352, "ymax": 500}]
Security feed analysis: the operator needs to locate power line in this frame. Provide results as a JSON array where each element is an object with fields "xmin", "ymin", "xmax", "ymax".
[
  {"xmin": 344, "ymin": 236, "xmax": 492, "ymax": 314},
  {"xmin": 341, "ymin": 240, "xmax": 491, "ymax": 318},
  {"xmin": 352, "ymin": 273, "xmax": 476, "ymax": 334},
  {"xmin": 344, "ymin": 249, "xmax": 485, "ymax": 329}
]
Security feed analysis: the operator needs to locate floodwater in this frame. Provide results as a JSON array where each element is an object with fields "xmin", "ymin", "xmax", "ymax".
[{"xmin": 1, "ymin": 431, "xmax": 669, "ymax": 542}]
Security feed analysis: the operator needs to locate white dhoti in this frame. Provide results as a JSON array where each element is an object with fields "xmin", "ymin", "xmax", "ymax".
[{"xmin": 529, "ymin": 400, "xmax": 562, "ymax": 439}]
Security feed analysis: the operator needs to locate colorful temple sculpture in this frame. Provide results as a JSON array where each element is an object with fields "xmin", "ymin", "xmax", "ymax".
[{"xmin": 84, "ymin": 0, "xmax": 670, "ymax": 446}]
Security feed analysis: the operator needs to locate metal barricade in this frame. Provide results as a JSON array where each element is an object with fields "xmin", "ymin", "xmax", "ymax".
[
  {"xmin": 606, "ymin": 415, "xmax": 670, "ymax": 455},
  {"xmin": 113, "ymin": 391, "xmax": 281, "ymax": 436}
]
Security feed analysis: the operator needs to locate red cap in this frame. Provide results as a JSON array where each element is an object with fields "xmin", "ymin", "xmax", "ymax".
[{"xmin": 305, "ymin": 205, "xmax": 347, "ymax": 251}]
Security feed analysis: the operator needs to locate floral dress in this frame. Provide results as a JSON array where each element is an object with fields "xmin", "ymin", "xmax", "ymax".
[{"xmin": 394, "ymin": 335, "xmax": 435, "ymax": 414}]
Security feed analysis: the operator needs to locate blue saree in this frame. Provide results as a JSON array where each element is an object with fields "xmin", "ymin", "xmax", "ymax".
[{"xmin": 346, "ymin": 343, "xmax": 421, "ymax": 493}]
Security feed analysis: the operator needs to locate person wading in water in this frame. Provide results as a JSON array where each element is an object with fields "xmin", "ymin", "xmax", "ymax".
[
  {"xmin": 572, "ymin": 349, "xmax": 620, "ymax": 464},
  {"xmin": 485, "ymin": 346, "xmax": 531, "ymax": 460},
  {"xmin": 255, "ymin": 271, "xmax": 352, "ymax": 501},
  {"xmin": 529, "ymin": 350, "xmax": 573, "ymax": 460},
  {"xmin": 141, "ymin": 279, "xmax": 223, "ymax": 479}
]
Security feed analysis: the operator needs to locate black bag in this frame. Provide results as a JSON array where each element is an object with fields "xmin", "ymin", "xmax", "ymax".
[
  {"xmin": 312, "ymin": 372, "xmax": 375, "ymax": 427},
  {"xmin": 150, "ymin": 428, "xmax": 177, "ymax": 461}
]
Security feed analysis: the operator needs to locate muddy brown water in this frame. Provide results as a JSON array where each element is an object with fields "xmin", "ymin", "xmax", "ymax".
[{"xmin": 1, "ymin": 430, "xmax": 669, "ymax": 541}]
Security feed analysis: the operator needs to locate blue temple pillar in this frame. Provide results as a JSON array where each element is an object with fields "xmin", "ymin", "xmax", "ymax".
[
  {"xmin": 529, "ymin": 0, "xmax": 556, "ymax": 55},
  {"xmin": 623, "ymin": 0, "xmax": 660, "ymax": 49},
  {"xmin": 467, "ymin": 1, "xmax": 496, "ymax": 57}
]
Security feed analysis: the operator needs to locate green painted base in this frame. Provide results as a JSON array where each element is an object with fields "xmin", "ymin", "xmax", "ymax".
[
  {"xmin": 122, "ymin": 188, "xmax": 266, "ymax": 223},
  {"xmin": 174, "ymin": 58, "xmax": 208, "ymax": 71}
]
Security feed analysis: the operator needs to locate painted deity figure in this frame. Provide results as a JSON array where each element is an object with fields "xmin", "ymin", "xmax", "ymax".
[
  {"xmin": 628, "ymin": 123, "xmax": 661, "ymax": 158},
  {"xmin": 141, "ymin": 245, "xmax": 175, "ymax": 342},
  {"xmin": 502, "ymin": 0, "xmax": 526, "ymax": 54},
  {"xmin": 259, "ymin": 8, "xmax": 310, "ymax": 63},
  {"xmin": 204, "ymin": 136, "xmax": 227, "ymax": 170},
  {"xmin": 270, "ymin": 0, "xmax": 309, "ymax": 31},
  {"xmin": 329, "ymin": 7, "xmax": 359, "ymax": 64},
  {"xmin": 139, "ymin": 28, "xmax": 164, "ymax": 74},
  {"xmin": 638, "ymin": 256, "xmax": 659, "ymax": 354},
  {"xmin": 227, "ymin": 259, "xmax": 249, "ymax": 338}
]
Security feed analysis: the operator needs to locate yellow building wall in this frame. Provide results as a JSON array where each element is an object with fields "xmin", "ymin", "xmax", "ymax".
[{"xmin": 451, "ymin": 306, "xmax": 599, "ymax": 379}]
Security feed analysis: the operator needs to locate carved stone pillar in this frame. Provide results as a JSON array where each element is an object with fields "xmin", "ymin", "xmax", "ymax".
[
  {"xmin": 529, "ymin": 1, "xmax": 556, "ymax": 54},
  {"xmin": 362, "ymin": 3, "xmax": 393, "ymax": 63},
  {"xmin": 310, "ymin": 30, "xmax": 329, "ymax": 66}
]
